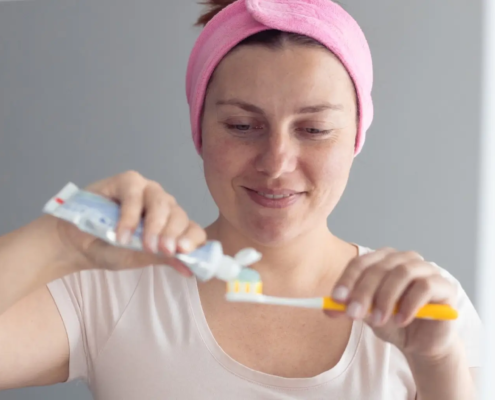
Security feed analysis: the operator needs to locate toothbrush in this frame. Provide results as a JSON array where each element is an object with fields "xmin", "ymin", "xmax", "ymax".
[{"xmin": 225, "ymin": 269, "xmax": 458, "ymax": 321}]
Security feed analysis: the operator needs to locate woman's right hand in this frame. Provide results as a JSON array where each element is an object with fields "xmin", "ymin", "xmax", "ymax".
[{"xmin": 54, "ymin": 170, "xmax": 206, "ymax": 276}]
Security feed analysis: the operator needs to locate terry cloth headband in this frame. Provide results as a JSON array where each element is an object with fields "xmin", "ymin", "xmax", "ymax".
[{"xmin": 186, "ymin": 0, "xmax": 373, "ymax": 156}]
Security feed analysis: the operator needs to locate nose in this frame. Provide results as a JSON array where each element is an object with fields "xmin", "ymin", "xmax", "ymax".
[{"xmin": 254, "ymin": 129, "xmax": 298, "ymax": 179}]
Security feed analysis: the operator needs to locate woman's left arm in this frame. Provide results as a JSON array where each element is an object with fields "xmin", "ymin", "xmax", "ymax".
[
  {"xmin": 328, "ymin": 248, "xmax": 480, "ymax": 400},
  {"xmin": 406, "ymin": 337, "xmax": 477, "ymax": 400}
]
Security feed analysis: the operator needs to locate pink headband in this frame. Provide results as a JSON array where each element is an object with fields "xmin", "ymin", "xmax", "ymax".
[{"xmin": 186, "ymin": 0, "xmax": 373, "ymax": 156}]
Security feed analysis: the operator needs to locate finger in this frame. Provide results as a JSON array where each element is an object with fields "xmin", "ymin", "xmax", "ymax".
[
  {"xmin": 84, "ymin": 171, "xmax": 147, "ymax": 245},
  {"xmin": 344, "ymin": 264, "xmax": 390, "ymax": 320},
  {"xmin": 158, "ymin": 205, "xmax": 190, "ymax": 255},
  {"xmin": 176, "ymin": 221, "xmax": 207, "ymax": 254},
  {"xmin": 395, "ymin": 275, "xmax": 457, "ymax": 327},
  {"xmin": 332, "ymin": 247, "xmax": 395, "ymax": 303},
  {"xmin": 86, "ymin": 170, "xmax": 142, "ymax": 200},
  {"xmin": 115, "ymin": 184, "xmax": 145, "ymax": 245},
  {"xmin": 141, "ymin": 183, "xmax": 175, "ymax": 254},
  {"xmin": 371, "ymin": 260, "xmax": 438, "ymax": 326}
]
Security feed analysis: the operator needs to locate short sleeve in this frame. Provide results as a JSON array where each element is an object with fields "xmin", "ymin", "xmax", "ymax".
[
  {"xmin": 431, "ymin": 264, "xmax": 483, "ymax": 368},
  {"xmin": 47, "ymin": 268, "xmax": 144, "ymax": 382}
]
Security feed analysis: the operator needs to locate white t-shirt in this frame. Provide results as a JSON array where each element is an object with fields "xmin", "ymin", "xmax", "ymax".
[{"xmin": 47, "ymin": 246, "xmax": 482, "ymax": 400}]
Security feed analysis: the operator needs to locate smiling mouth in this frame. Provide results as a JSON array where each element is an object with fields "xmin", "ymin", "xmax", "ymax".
[
  {"xmin": 243, "ymin": 187, "xmax": 305, "ymax": 208},
  {"xmin": 255, "ymin": 191, "xmax": 296, "ymax": 200}
]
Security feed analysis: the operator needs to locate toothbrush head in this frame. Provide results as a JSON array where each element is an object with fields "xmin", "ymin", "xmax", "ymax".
[{"xmin": 226, "ymin": 268, "xmax": 263, "ymax": 301}]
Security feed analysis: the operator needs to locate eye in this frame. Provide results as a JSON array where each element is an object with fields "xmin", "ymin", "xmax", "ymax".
[
  {"xmin": 230, "ymin": 124, "xmax": 251, "ymax": 131},
  {"xmin": 224, "ymin": 123, "xmax": 264, "ymax": 132},
  {"xmin": 297, "ymin": 127, "xmax": 332, "ymax": 135},
  {"xmin": 306, "ymin": 128, "xmax": 324, "ymax": 134}
]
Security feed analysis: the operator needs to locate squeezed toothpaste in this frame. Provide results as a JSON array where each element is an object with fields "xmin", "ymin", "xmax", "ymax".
[{"xmin": 43, "ymin": 182, "xmax": 262, "ymax": 281}]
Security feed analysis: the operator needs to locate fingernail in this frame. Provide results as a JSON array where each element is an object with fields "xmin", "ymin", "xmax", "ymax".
[
  {"xmin": 394, "ymin": 313, "xmax": 404, "ymax": 326},
  {"xmin": 371, "ymin": 309, "xmax": 383, "ymax": 326},
  {"xmin": 119, "ymin": 229, "xmax": 132, "ymax": 245},
  {"xmin": 163, "ymin": 238, "xmax": 176, "ymax": 255},
  {"xmin": 148, "ymin": 235, "xmax": 159, "ymax": 253},
  {"xmin": 347, "ymin": 302, "xmax": 363, "ymax": 319},
  {"xmin": 332, "ymin": 286, "xmax": 349, "ymax": 302},
  {"xmin": 178, "ymin": 238, "xmax": 192, "ymax": 253}
]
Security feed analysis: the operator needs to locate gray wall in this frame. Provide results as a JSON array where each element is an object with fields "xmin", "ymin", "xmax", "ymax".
[{"xmin": 0, "ymin": 0, "xmax": 482, "ymax": 399}]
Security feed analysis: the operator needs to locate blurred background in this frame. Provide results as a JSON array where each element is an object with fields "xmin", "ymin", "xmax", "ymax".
[{"xmin": 0, "ymin": 0, "xmax": 482, "ymax": 399}]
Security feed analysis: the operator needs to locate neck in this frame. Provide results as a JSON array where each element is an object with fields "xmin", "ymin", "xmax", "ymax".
[{"xmin": 205, "ymin": 217, "xmax": 357, "ymax": 296}]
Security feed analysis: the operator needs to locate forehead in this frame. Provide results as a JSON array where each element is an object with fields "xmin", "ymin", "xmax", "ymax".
[{"xmin": 207, "ymin": 44, "xmax": 356, "ymax": 107}]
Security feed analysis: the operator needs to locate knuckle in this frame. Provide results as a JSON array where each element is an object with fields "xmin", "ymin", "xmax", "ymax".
[
  {"xmin": 403, "ymin": 250, "xmax": 422, "ymax": 260},
  {"xmin": 166, "ymin": 195, "xmax": 177, "ymax": 207},
  {"xmin": 144, "ymin": 183, "xmax": 176, "ymax": 206},
  {"xmin": 163, "ymin": 208, "xmax": 189, "ymax": 235},
  {"xmin": 172, "ymin": 204, "xmax": 188, "ymax": 219},
  {"xmin": 362, "ymin": 265, "xmax": 385, "ymax": 280},
  {"xmin": 350, "ymin": 258, "xmax": 370, "ymax": 274},
  {"xmin": 378, "ymin": 246, "xmax": 396, "ymax": 254},
  {"xmin": 121, "ymin": 170, "xmax": 143, "ymax": 182},
  {"xmin": 415, "ymin": 277, "xmax": 433, "ymax": 292},
  {"xmin": 146, "ymin": 180, "xmax": 167, "ymax": 194},
  {"xmin": 393, "ymin": 263, "xmax": 412, "ymax": 279},
  {"xmin": 148, "ymin": 194, "xmax": 170, "ymax": 210},
  {"xmin": 164, "ymin": 192, "xmax": 177, "ymax": 205}
]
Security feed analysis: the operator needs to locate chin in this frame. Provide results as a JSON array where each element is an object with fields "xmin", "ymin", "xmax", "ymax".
[{"xmin": 240, "ymin": 215, "xmax": 302, "ymax": 247}]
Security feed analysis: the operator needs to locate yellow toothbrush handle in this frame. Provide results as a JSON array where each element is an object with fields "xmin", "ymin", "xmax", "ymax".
[
  {"xmin": 322, "ymin": 298, "xmax": 458, "ymax": 321},
  {"xmin": 413, "ymin": 303, "xmax": 458, "ymax": 320}
]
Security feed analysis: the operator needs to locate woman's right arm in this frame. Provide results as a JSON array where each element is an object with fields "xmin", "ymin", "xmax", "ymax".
[
  {"xmin": 0, "ymin": 171, "xmax": 206, "ymax": 390},
  {"xmin": 0, "ymin": 216, "xmax": 76, "ymax": 316},
  {"xmin": 0, "ymin": 216, "xmax": 77, "ymax": 389}
]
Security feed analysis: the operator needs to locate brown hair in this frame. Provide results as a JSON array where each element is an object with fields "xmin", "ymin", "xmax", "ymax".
[{"xmin": 195, "ymin": 0, "xmax": 326, "ymax": 50}]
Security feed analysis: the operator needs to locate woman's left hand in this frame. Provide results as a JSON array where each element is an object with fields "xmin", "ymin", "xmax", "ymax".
[{"xmin": 327, "ymin": 248, "xmax": 459, "ymax": 359}]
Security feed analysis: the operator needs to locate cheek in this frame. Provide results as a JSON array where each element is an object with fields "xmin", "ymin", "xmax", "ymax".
[
  {"xmin": 306, "ymin": 143, "xmax": 354, "ymax": 194},
  {"xmin": 202, "ymin": 133, "xmax": 250, "ymax": 190}
]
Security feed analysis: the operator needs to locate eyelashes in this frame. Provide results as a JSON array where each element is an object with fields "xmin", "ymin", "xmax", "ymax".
[
  {"xmin": 298, "ymin": 128, "xmax": 333, "ymax": 135},
  {"xmin": 224, "ymin": 123, "xmax": 263, "ymax": 132},
  {"xmin": 223, "ymin": 123, "xmax": 333, "ymax": 137}
]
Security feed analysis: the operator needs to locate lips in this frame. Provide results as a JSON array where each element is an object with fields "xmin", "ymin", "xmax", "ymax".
[
  {"xmin": 256, "ymin": 192, "xmax": 293, "ymax": 200},
  {"xmin": 243, "ymin": 187, "xmax": 304, "ymax": 208}
]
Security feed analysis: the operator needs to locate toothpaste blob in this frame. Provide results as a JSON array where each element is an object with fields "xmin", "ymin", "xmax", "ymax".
[{"xmin": 43, "ymin": 182, "xmax": 262, "ymax": 282}]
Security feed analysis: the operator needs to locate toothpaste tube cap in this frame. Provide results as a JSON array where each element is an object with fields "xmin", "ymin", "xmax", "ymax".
[{"xmin": 215, "ymin": 248, "xmax": 262, "ymax": 281}]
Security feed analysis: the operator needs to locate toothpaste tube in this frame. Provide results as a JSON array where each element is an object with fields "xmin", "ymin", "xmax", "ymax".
[{"xmin": 43, "ymin": 182, "xmax": 262, "ymax": 281}]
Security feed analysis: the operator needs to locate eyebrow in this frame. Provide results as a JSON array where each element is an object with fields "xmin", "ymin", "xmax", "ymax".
[{"xmin": 216, "ymin": 99, "xmax": 344, "ymax": 115}]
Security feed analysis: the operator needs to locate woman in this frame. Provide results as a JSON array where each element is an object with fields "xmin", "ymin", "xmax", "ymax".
[{"xmin": 0, "ymin": 0, "xmax": 481, "ymax": 399}]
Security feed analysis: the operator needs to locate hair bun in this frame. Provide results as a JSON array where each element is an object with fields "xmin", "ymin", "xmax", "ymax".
[{"xmin": 196, "ymin": 0, "xmax": 237, "ymax": 27}]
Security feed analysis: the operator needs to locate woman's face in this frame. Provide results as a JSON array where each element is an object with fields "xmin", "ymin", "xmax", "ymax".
[{"xmin": 201, "ymin": 43, "xmax": 357, "ymax": 246}]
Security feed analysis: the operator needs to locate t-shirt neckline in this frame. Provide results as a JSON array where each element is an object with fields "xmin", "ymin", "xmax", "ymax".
[{"xmin": 185, "ymin": 244, "xmax": 368, "ymax": 389}]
